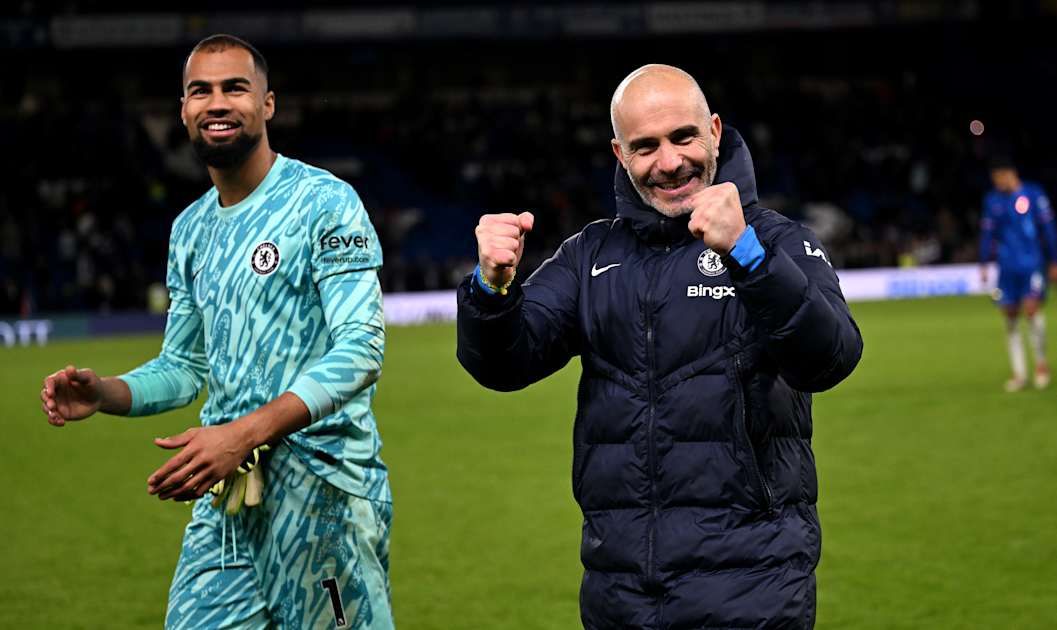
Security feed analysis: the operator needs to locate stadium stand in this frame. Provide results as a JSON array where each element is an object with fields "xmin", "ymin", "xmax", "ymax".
[{"xmin": 2, "ymin": 3, "xmax": 1055, "ymax": 313}]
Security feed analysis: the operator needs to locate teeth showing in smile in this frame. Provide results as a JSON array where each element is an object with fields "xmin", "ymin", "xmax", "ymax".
[
  {"xmin": 657, "ymin": 175, "xmax": 693, "ymax": 190},
  {"xmin": 207, "ymin": 123, "xmax": 235, "ymax": 131}
]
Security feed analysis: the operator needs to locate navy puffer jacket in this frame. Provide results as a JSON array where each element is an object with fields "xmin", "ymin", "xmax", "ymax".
[{"xmin": 457, "ymin": 128, "xmax": 862, "ymax": 629}]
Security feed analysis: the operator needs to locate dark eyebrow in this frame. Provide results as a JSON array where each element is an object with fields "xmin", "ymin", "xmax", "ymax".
[
  {"xmin": 669, "ymin": 125, "xmax": 700, "ymax": 140},
  {"xmin": 185, "ymin": 77, "xmax": 253, "ymax": 92}
]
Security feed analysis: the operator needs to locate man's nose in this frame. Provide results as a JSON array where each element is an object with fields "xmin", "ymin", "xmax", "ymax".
[
  {"xmin": 655, "ymin": 143, "xmax": 682, "ymax": 174},
  {"xmin": 205, "ymin": 89, "xmax": 232, "ymax": 113}
]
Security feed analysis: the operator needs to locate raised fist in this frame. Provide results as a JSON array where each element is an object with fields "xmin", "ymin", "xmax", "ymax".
[
  {"xmin": 475, "ymin": 212, "xmax": 535, "ymax": 287},
  {"xmin": 686, "ymin": 181, "xmax": 745, "ymax": 255}
]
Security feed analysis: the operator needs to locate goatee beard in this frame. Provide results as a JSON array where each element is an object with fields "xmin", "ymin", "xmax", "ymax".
[{"xmin": 192, "ymin": 131, "xmax": 262, "ymax": 169}]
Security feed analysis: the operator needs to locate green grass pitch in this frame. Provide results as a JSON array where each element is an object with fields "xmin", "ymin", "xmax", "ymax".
[{"xmin": 2, "ymin": 295, "xmax": 1056, "ymax": 629}]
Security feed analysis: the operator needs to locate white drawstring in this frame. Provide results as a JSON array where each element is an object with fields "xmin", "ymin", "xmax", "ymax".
[
  {"xmin": 219, "ymin": 512, "xmax": 238, "ymax": 571},
  {"xmin": 221, "ymin": 512, "xmax": 227, "ymax": 571}
]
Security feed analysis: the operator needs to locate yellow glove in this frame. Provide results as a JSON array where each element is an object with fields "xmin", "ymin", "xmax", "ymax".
[{"xmin": 209, "ymin": 445, "xmax": 270, "ymax": 515}]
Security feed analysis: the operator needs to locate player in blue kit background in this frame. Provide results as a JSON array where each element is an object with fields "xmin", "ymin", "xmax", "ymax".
[
  {"xmin": 979, "ymin": 157, "xmax": 1057, "ymax": 391},
  {"xmin": 38, "ymin": 35, "xmax": 393, "ymax": 629}
]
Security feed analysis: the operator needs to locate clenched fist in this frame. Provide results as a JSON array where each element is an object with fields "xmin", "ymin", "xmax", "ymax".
[
  {"xmin": 475, "ymin": 212, "xmax": 535, "ymax": 287},
  {"xmin": 686, "ymin": 181, "xmax": 745, "ymax": 255}
]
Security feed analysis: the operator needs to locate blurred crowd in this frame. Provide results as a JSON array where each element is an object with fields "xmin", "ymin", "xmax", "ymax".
[{"xmin": 2, "ymin": 22, "xmax": 1053, "ymax": 315}]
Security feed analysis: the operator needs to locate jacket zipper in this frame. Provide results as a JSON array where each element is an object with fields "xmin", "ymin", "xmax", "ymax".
[
  {"xmin": 734, "ymin": 354, "xmax": 774, "ymax": 514},
  {"xmin": 644, "ymin": 259, "xmax": 659, "ymax": 586}
]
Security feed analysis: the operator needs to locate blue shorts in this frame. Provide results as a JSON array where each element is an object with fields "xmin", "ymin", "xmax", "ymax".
[
  {"xmin": 995, "ymin": 267, "xmax": 1047, "ymax": 306},
  {"xmin": 165, "ymin": 442, "xmax": 393, "ymax": 629}
]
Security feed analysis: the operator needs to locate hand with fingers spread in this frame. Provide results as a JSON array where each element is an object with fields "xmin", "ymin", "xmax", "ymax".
[
  {"xmin": 40, "ymin": 365, "xmax": 103, "ymax": 427},
  {"xmin": 475, "ymin": 211, "xmax": 535, "ymax": 289},
  {"xmin": 686, "ymin": 181, "xmax": 746, "ymax": 255},
  {"xmin": 147, "ymin": 423, "xmax": 254, "ymax": 502}
]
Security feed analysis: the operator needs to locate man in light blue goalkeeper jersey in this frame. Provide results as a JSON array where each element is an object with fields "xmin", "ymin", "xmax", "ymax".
[{"xmin": 39, "ymin": 34, "xmax": 393, "ymax": 629}]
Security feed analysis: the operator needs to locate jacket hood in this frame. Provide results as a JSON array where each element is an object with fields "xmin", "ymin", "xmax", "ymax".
[{"xmin": 613, "ymin": 125, "xmax": 760, "ymax": 245}]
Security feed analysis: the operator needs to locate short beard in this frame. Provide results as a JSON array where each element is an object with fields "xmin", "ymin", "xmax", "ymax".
[
  {"xmin": 630, "ymin": 154, "xmax": 718, "ymax": 218},
  {"xmin": 630, "ymin": 176, "xmax": 690, "ymax": 218},
  {"xmin": 191, "ymin": 131, "xmax": 262, "ymax": 169},
  {"xmin": 629, "ymin": 134, "xmax": 719, "ymax": 218}
]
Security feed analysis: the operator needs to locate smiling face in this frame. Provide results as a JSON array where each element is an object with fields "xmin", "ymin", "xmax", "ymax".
[
  {"xmin": 610, "ymin": 66, "xmax": 721, "ymax": 217},
  {"xmin": 180, "ymin": 46, "xmax": 274, "ymax": 169}
]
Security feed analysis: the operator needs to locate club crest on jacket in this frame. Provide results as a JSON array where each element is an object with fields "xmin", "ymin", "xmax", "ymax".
[{"xmin": 697, "ymin": 249, "xmax": 726, "ymax": 277}]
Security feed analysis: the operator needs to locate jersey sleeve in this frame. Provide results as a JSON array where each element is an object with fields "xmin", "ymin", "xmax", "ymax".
[
  {"xmin": 1034, "ymin": 188, "xmax": 1057, "ymax": 261},
  {"xmin": 288, "ymin": 180, "xmax": 386, "ymax": 421},
  {"xmin": 308, "ymin": 180, "xmax": 382, "ymax": 283},
  {"xmin": 118, "ymin": 212, "xmax": 208, "ymax": 416}
]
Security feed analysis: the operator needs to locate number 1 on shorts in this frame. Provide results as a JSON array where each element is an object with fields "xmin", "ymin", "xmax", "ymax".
[{"xmin": 320, "ymin": 577, "xmax": 347, "ymax": 627}]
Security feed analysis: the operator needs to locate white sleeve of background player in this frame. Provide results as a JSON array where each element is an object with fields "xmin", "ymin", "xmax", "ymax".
[
  {"xmin": 288, "ymin": 180, "xmax": 385, "ymax": 421},
  {"xmin": 118, "ymin": 212, "xmax": 208, "ymax": 416}
]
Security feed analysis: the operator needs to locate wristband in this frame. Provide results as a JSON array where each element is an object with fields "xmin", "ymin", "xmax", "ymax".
[
  {"xmin": 729, "ymin": 225, "xmax": 765, "ymax": 272},
  {"xmin": 474, "ymin": 264, "xmax": 515, "ymax": 296}
]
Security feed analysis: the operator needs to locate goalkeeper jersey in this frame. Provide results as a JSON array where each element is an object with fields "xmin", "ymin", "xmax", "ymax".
[{"xmin": 120, "ymin": 154, "xmax": 389, "ymax": 502}]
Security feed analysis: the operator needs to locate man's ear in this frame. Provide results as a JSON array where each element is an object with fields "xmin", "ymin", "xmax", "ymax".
[
  {"xmin": 263, "ymin": 91, "xmax": 275, "ymax": 121},
  {"xmin": 611, "ymin": 139, "xmax": 626, "ymax": 168}
]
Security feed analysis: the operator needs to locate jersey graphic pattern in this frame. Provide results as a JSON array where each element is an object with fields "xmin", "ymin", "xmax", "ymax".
[
  {"xmin": 120, "ymin": 154, "xmax": 389, "ymax": 501},
  {"xmin": 166, "ymin": 443, "xmax": 393, "ymax": 629}
]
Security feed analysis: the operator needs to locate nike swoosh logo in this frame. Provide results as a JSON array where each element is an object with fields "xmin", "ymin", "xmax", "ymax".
[{"xmin": 591, "ymin": 263, "xmax": 621, "ymax": 277}]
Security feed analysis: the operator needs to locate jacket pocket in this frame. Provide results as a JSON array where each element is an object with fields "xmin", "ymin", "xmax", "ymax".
[{"xmin": 732, "ymin": 354, "xmax": 774, "ymax": 513}]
